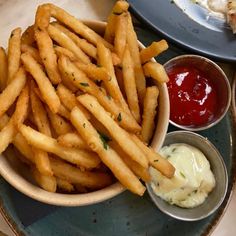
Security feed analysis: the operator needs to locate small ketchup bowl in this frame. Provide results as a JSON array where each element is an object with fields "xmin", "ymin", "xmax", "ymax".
[{"xmin": 164, "ymin": 55, "xmax": 231, "ymax": 131}]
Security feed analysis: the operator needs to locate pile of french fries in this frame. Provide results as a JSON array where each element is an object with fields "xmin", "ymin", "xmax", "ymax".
[{"xmin": 0, "ymin": 1, "xmax": 175, "ymax": 196}]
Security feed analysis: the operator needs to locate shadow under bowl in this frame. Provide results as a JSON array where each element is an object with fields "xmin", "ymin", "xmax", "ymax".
[{"xmin": 147, "ymin": 131, "xmax": 228, "ymax": 221}]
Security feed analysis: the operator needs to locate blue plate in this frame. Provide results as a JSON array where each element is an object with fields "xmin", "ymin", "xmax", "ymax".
[
  {"xmin": 0, "ymin": 26, "xmax": 235, "ymax": 236},
  {"xmin": 128, "ymin": 0, "xmax": 236, "ymax": 62}
]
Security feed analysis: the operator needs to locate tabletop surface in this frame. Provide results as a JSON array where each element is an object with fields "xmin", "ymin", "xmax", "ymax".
[{"xmin": 0, "ymin": 0, "xmax": 235, "ymax": 235}]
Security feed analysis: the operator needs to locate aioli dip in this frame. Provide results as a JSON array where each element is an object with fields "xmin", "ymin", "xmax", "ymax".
[{"xmin": 150, "ymin": 143, "xmax": 216, "ymax": 208}]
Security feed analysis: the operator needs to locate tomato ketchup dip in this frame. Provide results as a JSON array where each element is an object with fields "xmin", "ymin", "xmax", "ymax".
[
  {"xmin": 164, "ymin": 55, "xmax": 231, "ymax": 130},
  {"xmin": 167, "ymin": 65, "xmax": 217, "ymax": 127}
]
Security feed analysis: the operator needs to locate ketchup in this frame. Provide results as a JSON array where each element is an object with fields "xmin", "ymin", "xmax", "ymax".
[{"xmin": 167, "ymin": 66, "xmax": 218, "ymax": 127}]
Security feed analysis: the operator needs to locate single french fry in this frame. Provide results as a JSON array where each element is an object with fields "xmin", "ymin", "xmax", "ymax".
[
  {"xmin": 50, "ymin": 157, "xmax": 112, "ymax": 189},
  {"xmin": 35, "ymin": 28, "xmax": 61, "ymax": 84},
  {"xmin": 58, "ymin": 56, "xmax": 140, "ymax": 132},
  {"xmin": 30, "ymin": 82, "xmax": 52, "ymax": 137},
  {"xmin": 97, "ymin": 42, "xmax": 130, "ymax": 115},
  {"xmin": 104, "ymin": 0, "xmax": 129, "ymax": 43},
  {"xmin": 70, "ymin": 106, "xmax": 145, "ymax": 195},
  {"xmin": 52, "ymin": 22, "xmax": 97, "ymax": 59},
  {"xmin": 35, "ymin": 4, "xmax": 51, "ymax": 29},
  {"xmin": 130, "ymin": 134, "xmax": 175, "ymax": 178},
  {"xmin": 122, "ymin": 45, "xmax": 140, "ymax": 123},
  {"xmin": 58, "ymin": 104, "xmax": 70, "ymax": 120},
  {"xmin": 48, "ymin": 24, "xmax": 91, "ymax": 64},
  {"xmin": 46, "ymin": 106, "xmax": 73, "ymax": 136},
  {"xmin": 74, "ymin": 62, "xmax": 110, "ymax": 82},
  {"xmin": 114, "ymin": 13, "xmax": 127, "ymax": 59},
  {"xmin": 54, "ymin": 45, "xmax": 77, "ymax": 61},
  {"xmin": 31, "ymin": 167, "xmax": 57, "ymax": 192},
  {"xmin": 127, "ymin": 13, "xmax": 146, "ymax": 104},
  {"xmin": 57, "ymin": 132, "xmax": 89, "ymax": 149},
  {"xmin": 111, "ymin": 52, "xmax": 121, "ymax": 66},
  {"xmin": 7, "ymin": 28, "xmax": 22, "ymax": 84},
  {"xmin": 33, "ymin": 148, "xmax": 53, "ymax": 176},
  {"xmin": 143, "ymin": 62, "xmax": 169, "ymax": 83},
  {"xmin": 19, "ymin": 124, "xmax": 101, "ymax": 169},
  {"xmin": 0, "ymin": 47, "xmax": 8, "ymax": 91},
  {"xmin": 0, "ymin": 84, "xmax": 29, "ymax": 154},
  {"xmin": 77, "ymin": 94, "xmax": 148, "ymax": 168},
  {"xmin": 110, "ymin": 141, "xmax": 150, "ymax": 182},
  {"xmin": 140, "ymin": 40, "xmax": 169, "ymax": 64},
  {"xmin": 21, "ymin": 25, "xmax": 35, "ymax": 46},
  {"xmin": 21, "ymin": 44, "xmax": 43, "ymax": 64},
  {"xmin": 21, "ymin": 52, "xmax": 60, "ymax": 113},
  {"xmin": 56, "ymin": 177, "xmax": 74, "ymax": 192},
  {"xmin": 61, "ymin": 72, "xmax": 78, "ymax": 93},
  {"xmin": 0, "ymin": 67, "xmax": 26, "ymax": 117},
  {"xmin": 141, "ymin": 86, "xmax": 159, "ymax": 143}
]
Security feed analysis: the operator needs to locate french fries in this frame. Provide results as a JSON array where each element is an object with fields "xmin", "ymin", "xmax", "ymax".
[
  {"xmin": 21, "ymin": 52, "xmax": 61, "ymax": 113},
  {"xmin": 0, "ymin": 47, "xmax": 8, "ymax": 91},
  {"xmin": 141, "ymin": 86, "xmax": 159, "ymax": 143},
  {"xmin": 140, "ymin": 40, "xmax": 169, "ymax": 64},
  {"xmin": 70, "ymin": 106, "xmax": 146, "ymax": 195},
  {"xmin": 35, "ymin": 28, "xmax": 61, "ymax": 84},
  {"xmin": 7, "ymin": 28, "xmax": 21, "ymax": 84},
  {"xmin": 0, "ymin": 2, "xmax": 174, "ymax": 196}
]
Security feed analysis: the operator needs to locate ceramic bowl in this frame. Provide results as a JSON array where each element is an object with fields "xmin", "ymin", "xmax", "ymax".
[
  {"xmin": 147, "ymin": 131, "xmax": 228, "ymax": 221},
  {"xmin": 0, "ymin": 21, "xmax": 170, "ymax": 206},
  {"xmin": 164, "ymin": 55, "xmax": 231, "ymax": 131}
]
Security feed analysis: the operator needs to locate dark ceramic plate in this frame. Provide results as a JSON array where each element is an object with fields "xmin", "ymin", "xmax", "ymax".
[
  {"xmin": 128, "ymin": 0, "xmax": 236, "ymax": 62},
  {"xmin": 0, "ymin": 27, "xmax": 235, "ymax": 236}
]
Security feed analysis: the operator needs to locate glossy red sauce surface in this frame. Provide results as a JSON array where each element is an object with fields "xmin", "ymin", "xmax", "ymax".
[{"xmin": 167, "ymin": 66, "xmax": 218, "ymax": 127}]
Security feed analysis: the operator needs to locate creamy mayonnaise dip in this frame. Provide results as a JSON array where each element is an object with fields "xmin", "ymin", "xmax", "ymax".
[{"xmin": 150, "ymin": 143, "xmax": 215, "ymax": 208}]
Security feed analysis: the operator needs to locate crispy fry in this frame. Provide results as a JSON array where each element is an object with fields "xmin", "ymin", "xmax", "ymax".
[
  {"xmin": 30, "ymin": 81, "xmax": 52, "ymax": 137},
  {"xmin": 56, "ymin": 177, "xmax": 74, "ymax": 192},
  {"xmin": 31, "ymin": 167, "xmax": 57, "ymax": 192},
  {"xmin": 97, "ymin": 42, "xmax": 130, "ymax": 115},
  {"xmin": 0, "ymin": 84, "xmax": 29, "ymax": 154},
  {"xmin": 35, "ymin": 28, "xmax": 61, "ymax": 84},
  {"xmin": 0, "ymin": 67, "xmax": 26, "ymax": 117},
  {"xmin": 21, "ymin": 44, "xmax": 42, "ymax": 64},
  {"xmin": 74, "ymin": 62, "xmax": 110, "ymax": 82},
  {"xmin": 21, "ymin": 52, "xmax": 60, "ymax": 113},
  {"xmin": 0, "ymin": 47, "xmax": 8, "ymax": 91},
  {"xmin": 21, "ymin": 25, "xmax": 35, "ymax": 45},
  {"xmin": 46, "ymin": 106, "xmax": 73, "ymax": 136},
  {"xmin": 58, "ymin": 56, "xmax": 140, "ymax": 132},
  {"xmin": 7, "ymin": 28, "xmax": 22, "ymax": 84},
  {"xmin": 130, "ymin": 134, "xmax": 175, "ymax": 178},
  {"xmin": 48, "ymin": 24, "xmax": 91, "ymax": 64},
  {"xmin": 19, "ymin": 124, "xmax": 101, "ymax": 169},
  {"xmin": 122, "ymin": 45, "xmax": 140, "ymax": 122},
  {"xmin": 104, "ymin": 0, "xmax": 129, "ymax": 43},
  {"xmin": 140, "ymin": 40, "xmax": 169, "ymax": 64},
  {"xmin": 57, "ymin": 132, "xmax": 89, "ymax": 149},
  {"xmin": 77, "ymin": 94, "xmax": 148, "ymax": 168},
  {"xmin": 50, "ymin": 157, "xmax": 112, "ymax": 189},
  {"xmin": 70, "ymin": 106, "xmax": 145, "ymax": 195},
  {"xmin": 114, "ymin": 13, "xmax": 127, "ymax": 59},
  {"xmin": 127, "ymin": 13, "xmax": 146, "ymax": 104},
  {"xmin": 143, "ymin": 62, "xmax": 169, "ymax": 83},
  {"xmin": 54, "ymin": 45, "xmax": 77, "ymax": 61},
  {"xmin": 141, "ymin": 86, "xmax": 159, "ymax": 143},
  {"xmin": 52, "ymin": 22, "xmax": 97, "ymax": 59}
]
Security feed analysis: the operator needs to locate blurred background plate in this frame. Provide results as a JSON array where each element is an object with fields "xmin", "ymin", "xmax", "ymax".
[
  {"xmin": 128, "ymin": 0, "xmax": 236, "ymax": 62},
  {"xmin": 0, "ymin": 26, "xmax": 236, "ymax": 236}
]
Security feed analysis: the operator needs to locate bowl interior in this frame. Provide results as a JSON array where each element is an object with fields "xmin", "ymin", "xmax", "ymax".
[
  {"xmin": 147, "ymin": 131, "xmax": 228, "ymax": 221},
  {"xmin": 0, "ymin": 20, "xmax": 170, "ymax": 206},
  {"xmin": 164, "ymin": 55, "xmax": 231, "ymax": 131}
]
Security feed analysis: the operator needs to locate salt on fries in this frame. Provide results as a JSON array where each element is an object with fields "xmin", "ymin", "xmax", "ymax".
[{"xmin": 0, "ymin": 1, "xmax": 174, "ymax": 196}]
